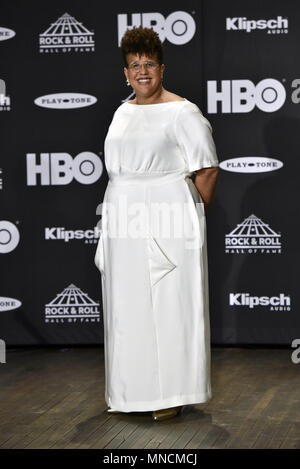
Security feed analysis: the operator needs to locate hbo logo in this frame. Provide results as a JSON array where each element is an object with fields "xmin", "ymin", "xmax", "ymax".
[
  {"xmin": 0, "ymin": 221, "xmax": 20, "ymax": 253},
  {"xmin": 26, "ymin": 152, "xmax": 103, "ymax": 185},
  {"xmin": 118, "ymin": 11, "xmax": 196, "ymax": 46},
  {"xmin": 207, "ymin": 78, "xmax": 286, "ymax": 113}
]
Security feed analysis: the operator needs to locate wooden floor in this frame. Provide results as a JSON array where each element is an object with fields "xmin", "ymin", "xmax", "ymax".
[{"xmin": 0, "ymin": 345, "xmax": 299, "ymax": 449}]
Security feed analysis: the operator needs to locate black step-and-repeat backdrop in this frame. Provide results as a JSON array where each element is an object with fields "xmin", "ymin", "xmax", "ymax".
[{"xmin": 1, "ymin": 1, "xmax": 299, "ymax": 345}]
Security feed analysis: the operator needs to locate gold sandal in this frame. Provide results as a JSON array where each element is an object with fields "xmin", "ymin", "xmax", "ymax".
[{"xmin": 152, "ymin": 405, "xmax": 184, "ymax": 421}]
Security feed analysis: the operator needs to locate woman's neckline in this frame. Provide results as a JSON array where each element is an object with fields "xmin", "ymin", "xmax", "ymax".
[{"xmin": 125, "ymin": 98, "xmax": 187, "ymax": 107}]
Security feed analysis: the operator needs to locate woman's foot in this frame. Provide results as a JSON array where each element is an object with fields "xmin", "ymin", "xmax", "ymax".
[
  {"xmin": 152, "ymin": 405, "xmax": 184, "ymax": 421},
  {"xmin": 106, "ymin": 407, "xmax": 122, "ymax": 414}
]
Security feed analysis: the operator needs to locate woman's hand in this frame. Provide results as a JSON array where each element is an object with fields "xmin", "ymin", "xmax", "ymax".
[{"xmin": 193, "ymin": 167, "xmax": 219, "ymax": 213}]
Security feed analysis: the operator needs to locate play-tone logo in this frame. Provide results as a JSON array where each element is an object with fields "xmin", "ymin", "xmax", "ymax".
[
  {"xmin": 220, "ymin": 156, "xmax": 283, "ymax": 173},
  {"xmin": 26, "ymin": 152, "xmax": 103, "ymax": 185},
  {"xmin": 0, "ymin": 297, "xmax": 22, "ymax": 312},
  {"xmin": 226, "ymin": 16, "xmax": 288, "ymax": 34},
  {"xmin": 118, "ymin": 11, "xmax": 196, "ymax": 46},
  {"xmin": 34, "ymin": 93, "xmax": 97, "ymax": 109},
  {"xmin": 0, "ymin": 27, "xmax": 16, "ymax": 41},
  {"xmin": 0, "ymin": 221, "xmax": 20, "ymax": 253},
  {"xmin": 45, "ymin": 284, "xmax": 100, "ymax": 323},
  {"xmin": 207, "ymin": 78, "xmax": 286, "ymax": 113},
  {"xmin": 39, "ymin": 12, "xmax": 95, "ymax": 53},
  {"xmin": 225, "ymin": 214, "xmax": 281, "ymax": 254},
  {"xmin": 229, "ymin": 293, "xmax": 291, "ymax": 311}
]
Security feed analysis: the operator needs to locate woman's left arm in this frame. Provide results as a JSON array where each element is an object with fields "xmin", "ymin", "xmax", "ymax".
[{"xmin": 193, "ymin": 167, "xmax": 219, "ymax": 213}]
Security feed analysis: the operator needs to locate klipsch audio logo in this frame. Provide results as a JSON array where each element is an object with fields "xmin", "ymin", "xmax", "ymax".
[
  {"xmin": 226, "ymin": 16, "xmax": 288, "ymax": 34},
  {"xmin": 0, "ymin": 221, "xmax": 20, "ymax": 253},
  {"xmin": 229, "ymin": 293, "xmax": 291, "ymax": 311},
  {"xmin": 0, "ymin": 297, "xmax": 22, "ymax": 312},
  {"xmin": 45, "ymin": 284, "xmax": 100, "ymax": 323},
  {"xmin": 225, "ymin": 214, "xmax": 281, "ymax": 254},
  {"xmin": 39, "ymin": 12, "xmax": 95, "ymax": 53},
  {"xmin": 26, "ymin": 152, "xmax": 103, "ymax": 186},
  {"xmin": 219, "ymin": 156, "xmax": 283, "ymax": 173},
  {"xmin": 45, "ymin": 226, "xmax": 99, "ymax": 244},
  {"xmin": 118, "ymin": 11, "xmax": 196, "ymax": 46},
  {"xmin": 0, "ymin": 27, "xmax": 16, "ymax": 41},
  {"xmin": 34, "ymin": 93, "xmax": 97, "ymax": 109}
]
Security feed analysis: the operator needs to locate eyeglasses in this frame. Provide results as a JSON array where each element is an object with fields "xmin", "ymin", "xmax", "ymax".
[{"xmin": 128, "ymin": 61, "xmax": 160, "ymax": 71}]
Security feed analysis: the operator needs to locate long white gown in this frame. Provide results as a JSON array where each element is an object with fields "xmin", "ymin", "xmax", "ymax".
[{"xmin": 94, "ymin": 98, "xmax": 219, "ymax": 412}]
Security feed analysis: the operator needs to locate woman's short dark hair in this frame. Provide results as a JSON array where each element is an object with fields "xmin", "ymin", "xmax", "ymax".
[{"xmin": 121, "ymin": 26, "xmax": 164, "ymax": 68}]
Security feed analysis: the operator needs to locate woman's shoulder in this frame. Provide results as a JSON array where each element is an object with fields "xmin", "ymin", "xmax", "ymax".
[{"xmin": 175, "ymin": 100, "xmax": 212, "ymax": 132}]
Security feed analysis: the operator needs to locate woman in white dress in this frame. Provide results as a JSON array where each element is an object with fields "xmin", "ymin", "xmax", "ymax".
[{"xmin": 94, "ymin": 26, "xmax": 219, "ymax": 421}]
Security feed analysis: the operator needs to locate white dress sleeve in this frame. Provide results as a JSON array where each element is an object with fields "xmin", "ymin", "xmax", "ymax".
[{"xmin": 175, "ymin": 102, "xmax": 219, "ymax": 172}]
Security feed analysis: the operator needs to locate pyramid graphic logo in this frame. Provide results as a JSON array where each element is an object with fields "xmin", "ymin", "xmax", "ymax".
[
  {"xmin": 45, "ymin": 283, "xmax": 100, "ymax": 323},
  {"xmin": 39, "ymin": 13, "xmax": 95, "ymax": 53},
  {"xmin": 225, "ymin": 214, "xmax": 281, "ymax": 254}
]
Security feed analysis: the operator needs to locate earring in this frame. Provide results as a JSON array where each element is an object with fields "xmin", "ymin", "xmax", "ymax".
[{"xmin": 126, "ymin": 78, "xmax": 131, "ymax": 86}]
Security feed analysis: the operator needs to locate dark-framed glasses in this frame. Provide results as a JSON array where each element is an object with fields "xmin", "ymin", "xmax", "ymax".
[{"xmin": 128, "ymin": 61, "xmax": 160, "ymax": 71}]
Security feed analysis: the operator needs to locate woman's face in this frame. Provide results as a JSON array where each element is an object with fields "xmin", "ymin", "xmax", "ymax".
[{"xmin": 124, "ymin": 52, "xmax": 165, "ymax": 98}]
